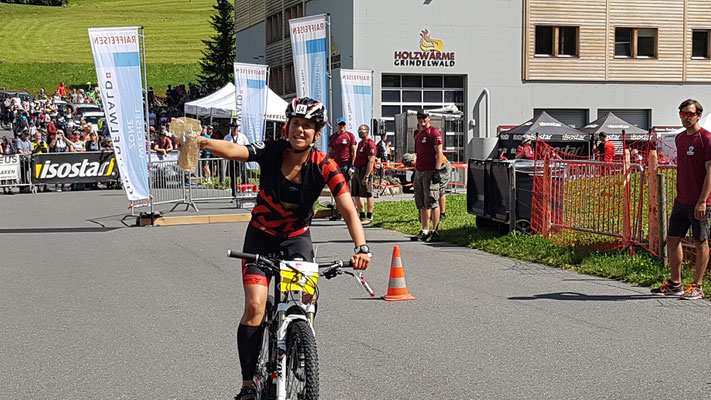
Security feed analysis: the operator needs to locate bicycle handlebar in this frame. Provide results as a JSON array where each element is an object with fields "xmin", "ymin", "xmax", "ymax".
[{"xmin": 227, "ymin": 250, "xmax": 374, "ymax": 297}]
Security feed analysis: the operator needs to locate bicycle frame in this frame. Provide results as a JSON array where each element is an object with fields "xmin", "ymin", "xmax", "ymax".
[{"xmin": 272, "ymin": 260, "xmax": 318, "ymax": 400}]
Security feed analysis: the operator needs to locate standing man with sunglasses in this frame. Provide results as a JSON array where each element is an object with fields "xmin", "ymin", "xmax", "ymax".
[
  {"xmin": 411, "ymin": 110, "xmax": 444, "ymax": 242},
  {"xmin": 653, "ymin": 99, "xmax": 711, "ymax": 299}
]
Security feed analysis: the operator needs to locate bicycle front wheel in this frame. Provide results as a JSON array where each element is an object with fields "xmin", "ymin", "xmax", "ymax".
[{"xmin": 285, "ymin": 320, "xmax": 319, "ymax": 400}]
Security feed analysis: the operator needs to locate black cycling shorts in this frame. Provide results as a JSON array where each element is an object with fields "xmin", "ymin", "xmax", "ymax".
[
  {"xmin": 668, "ymin": 200, "xmax": 711, "ymax": 242},
  {"xmin": 241, "ymin": 223, "xmax": 314, "ymax": 286}
]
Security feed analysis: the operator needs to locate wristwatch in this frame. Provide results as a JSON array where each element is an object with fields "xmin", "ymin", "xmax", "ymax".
[{"xmin": 354, "ymin": 244, "xmax": 372, "ymax": 257}]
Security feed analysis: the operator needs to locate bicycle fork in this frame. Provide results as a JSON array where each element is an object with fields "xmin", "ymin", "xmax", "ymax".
[{"xmin": 274, "ymin": 313, "xmax": 315, "ymax": 400}]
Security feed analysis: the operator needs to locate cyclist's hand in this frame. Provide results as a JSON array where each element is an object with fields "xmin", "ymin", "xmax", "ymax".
[{"xmin": 350, "ymin": 253, "xmax": 371, "ymax": 270}]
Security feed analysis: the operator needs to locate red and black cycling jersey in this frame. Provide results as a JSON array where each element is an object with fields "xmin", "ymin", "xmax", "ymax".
[{"xmin": 247, "ymin": 140, "xmax": 349, "ymax": 237}]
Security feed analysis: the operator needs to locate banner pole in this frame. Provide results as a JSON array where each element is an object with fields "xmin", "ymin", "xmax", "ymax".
[
  {"xmin": 139, "ymin": 27, "xmax": 154, "ymax": 215},
  {"xmin": 326, "ymin": 14, "xmax": 333, "ymax": 147},
  {"xmin": 263, "ymin": 66, "xmax": 270, "ymax": 140}
]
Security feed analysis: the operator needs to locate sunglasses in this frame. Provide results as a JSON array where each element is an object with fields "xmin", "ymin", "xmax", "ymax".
[
  {"xmin": 679, "ymin": 111, "xmax": 701, "ymax": 118},
  {"xmin": 358, "ymin": 130, "xmax": 369, "ymax": 133}
]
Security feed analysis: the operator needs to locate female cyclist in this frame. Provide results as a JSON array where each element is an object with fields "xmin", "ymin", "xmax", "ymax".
[{"xmin": 194, "ymin": 97, "xmax": 372, "ymax": 400}]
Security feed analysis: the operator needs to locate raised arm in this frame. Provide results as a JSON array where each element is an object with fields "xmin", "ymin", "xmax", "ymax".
[{"xmin": 197, "ymin": 136, "xmax": 250, "ymax": 161}]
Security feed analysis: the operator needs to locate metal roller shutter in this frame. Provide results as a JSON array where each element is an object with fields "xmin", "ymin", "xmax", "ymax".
[
  {"xmin": 533, "ymin": 108, "xmax": 588, "ymax": 128},
  {"xmin": 598, "ymin": 109, "xmax": 651, "ymax": 131}
]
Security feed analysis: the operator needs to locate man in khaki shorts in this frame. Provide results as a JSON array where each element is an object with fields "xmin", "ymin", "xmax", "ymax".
[
  {"xmin": 411, "ymin": 110, "xmax": 444, "ymax": 242},
  {"xmin": 351, "ymin": 124, "xmax": 377, "ymax": 224}
]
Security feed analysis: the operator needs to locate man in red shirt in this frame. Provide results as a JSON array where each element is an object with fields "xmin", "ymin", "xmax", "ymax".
[
  {"xmin": 351, "ymin": 124, "xmax": 377, "ymax": 224},
  {"xmin": 328, "ymin": 117, "xmax": 356, "ymax": 219},
  {"xmin": 596, "ymin": 133, "xmax": 615, "ymax": 162},
  {"xmin": 652, "ymin": 99, "xmax": 711, "ymax": 299},
  {"xmin": 411, "ymin": 110, "xmax": 444, "ymax": 242},
  {"xmin": 328, "ymin": 117, "xmax": 356, "ymax": 177}
]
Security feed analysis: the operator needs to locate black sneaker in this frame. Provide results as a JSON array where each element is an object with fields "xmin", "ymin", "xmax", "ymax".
[
  {"xmin": 651, "ymin": 281, "xmax": 684, "ymax": 296},
  {"xmin": 426, "ymin": 230, "xmax": 440, "ymax": 242},
  {"xmin": 410, "ymin": 230, "xmax": 431, "ymax": 241},
  {"xmin": 235, "ymin": 387, "xmax": 257, "ymax": 400}
]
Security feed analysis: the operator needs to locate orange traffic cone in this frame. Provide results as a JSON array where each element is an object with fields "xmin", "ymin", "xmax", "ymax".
[{"xmin": 383, "ymin": 245, "xmax": 416, "ymax": 301}]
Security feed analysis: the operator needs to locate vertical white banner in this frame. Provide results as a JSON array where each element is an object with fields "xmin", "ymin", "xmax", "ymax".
[
  {"xmin": 234, "ymin": 62, "xmax": 268, "ymax": 143},
  {"xmin": 289, "ymin": 14, "xmax": 329, "ymax": 151},
  {"xmin": 340, "ymin": 69, "xmax": 373, "ymax": 137},
  {"xmin": 88, "ymin": 26, "xmax": 149, "ymax": 201}
]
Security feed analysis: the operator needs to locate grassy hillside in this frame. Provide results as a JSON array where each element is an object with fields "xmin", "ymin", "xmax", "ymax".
[{"xmin": 0, "ymin": 0, "xmax": 216, "ymax": 95}]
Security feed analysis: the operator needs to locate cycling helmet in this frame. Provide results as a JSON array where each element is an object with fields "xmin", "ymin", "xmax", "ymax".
[{"xmin": 285, "ymin": 97, "xmax": 327, "ymax": 131}]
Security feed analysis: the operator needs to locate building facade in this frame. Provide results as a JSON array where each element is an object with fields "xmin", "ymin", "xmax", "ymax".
[{"xmin": 236, "ymin": 0, "xmax": 711, "ymax": 160}]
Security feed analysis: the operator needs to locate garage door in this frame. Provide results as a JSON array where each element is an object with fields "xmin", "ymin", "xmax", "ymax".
[
  {"xmin": 598, "ymin": 109, "xmax": 651, "ymax": 131},
  {"xmin": 533, "ymin": 108, "xmax": 588, "ymax": 128}
]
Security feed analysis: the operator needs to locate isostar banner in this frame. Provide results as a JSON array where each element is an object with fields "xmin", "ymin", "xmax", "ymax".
[
  {"xmin": 31, "ymin": 152, "xmax": 118, "ymax": 184},
  {"xmin": 289, "ymin": 14, "xmax": 330, "ymax": 151},
  {"xmin": 88, "ymin": 26, "xmax": 149, "ymax": 201},
  {"xmin": 340, "ymin": 69, "xmax": 372, "ymax": 137},
  {"xmin": 234, "ymin": 62, "xmax": 268, "ymax": 143}
]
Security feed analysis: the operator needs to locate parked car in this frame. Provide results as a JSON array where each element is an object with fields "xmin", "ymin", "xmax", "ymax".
[
  {"xmin": 79, "ymin": 111, "xmax": 105, "ymax": 133},
  {"xmin": 73, "ymin": 104, "xmax": 102, "ymax": 122},
  {"xmin": 0, "ymin": 90, "xmax": 34, "ymax": 104}
]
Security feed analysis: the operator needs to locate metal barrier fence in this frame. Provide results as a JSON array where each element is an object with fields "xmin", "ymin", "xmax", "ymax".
[
  {"xmin": 131, "ymin": 156, "xmax": 259, "ymax": 214},
  {"xmin": 0, "ymin": 154, "xmax": 35, "ymax": 193},
  {"xmin": 373, "ymin": 161, "xmax": 467, "ymax": 197}
]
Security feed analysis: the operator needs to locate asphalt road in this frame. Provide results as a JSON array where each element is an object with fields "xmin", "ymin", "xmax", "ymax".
[{"xmin": 3, "ymin": 190, "xmax": 711, "ymax": 400}]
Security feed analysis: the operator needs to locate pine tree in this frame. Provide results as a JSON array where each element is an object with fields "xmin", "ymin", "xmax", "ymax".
[{"xmin": 198, "ymin": 0, "xmax": 236, "ymax": 88}]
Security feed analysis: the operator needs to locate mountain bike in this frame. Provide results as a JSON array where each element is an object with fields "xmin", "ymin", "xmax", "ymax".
[{"xmin": 227, "ymin": 250, "xmax": 374, "ymax": 400}]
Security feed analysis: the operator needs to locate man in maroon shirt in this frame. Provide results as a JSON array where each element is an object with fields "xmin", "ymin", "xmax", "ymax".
[
  {"xmin": 411, "ymin": 110, "xmax": 444, "ymax": 242},
  {"xmin": 351, "ymin": 124, "xmax": 377, "ymax": 224},
  {"xmin": 653, "ymin": 99, "xmax": 711, "ymax": 299},
  {"xmin": 328, "ymin": 117, "xmax": 357, "ymax": 219}
]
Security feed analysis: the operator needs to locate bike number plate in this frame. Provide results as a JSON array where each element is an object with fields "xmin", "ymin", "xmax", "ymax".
[{"xmin": 279, "ymin": 261, "xmax": 318, "ymax": 295}]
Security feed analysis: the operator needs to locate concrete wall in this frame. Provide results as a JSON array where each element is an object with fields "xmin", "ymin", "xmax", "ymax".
[
  {"xmin": 305, "ymin": 0, "xmax": 354, "ymax": 124},
  {"xmin": 238, "ymin": 0, "xmax": 711, "ymax": 157},
  {"xmin": 236, "ymin": 21, "xmax": 266, "ymax": 64}
]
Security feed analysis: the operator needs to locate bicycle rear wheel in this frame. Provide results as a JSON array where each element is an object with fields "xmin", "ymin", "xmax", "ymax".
[{"xmin": 285, "ymin": 320, "xmax": 319, "ymax": 400}]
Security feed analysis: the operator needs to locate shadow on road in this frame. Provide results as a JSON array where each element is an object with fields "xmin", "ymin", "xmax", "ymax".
[
  {"xmin": 508, "ymin": 292, "xmax": 659, "ymax": 302},
  {"xmin": 0, "ymin": 227, "xmax": 123, "ymax": 234}
]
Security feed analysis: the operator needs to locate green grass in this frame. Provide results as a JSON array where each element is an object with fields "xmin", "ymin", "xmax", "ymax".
[
  {"xmin": 0, "ymin": 0, "xmax": 215, "ymax": 94},
  {"xmin": 372, "ymin": 194, "xmax": 711, "ymax": 296}
]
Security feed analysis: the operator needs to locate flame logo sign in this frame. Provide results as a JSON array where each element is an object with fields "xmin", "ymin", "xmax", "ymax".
[{"xmin": 419, "ymin": 29, "xmax": 444, "ymax": 52}]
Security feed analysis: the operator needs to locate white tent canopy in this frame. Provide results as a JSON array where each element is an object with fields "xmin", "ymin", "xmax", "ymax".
[{"xmin": 184, "ymin": 82, "xmax": 288, "ymax": 122}]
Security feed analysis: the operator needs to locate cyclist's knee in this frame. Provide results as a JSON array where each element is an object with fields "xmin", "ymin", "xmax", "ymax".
[{"xmin": 242, "ymin": 297, "xmax": 266, "ymax": 325}]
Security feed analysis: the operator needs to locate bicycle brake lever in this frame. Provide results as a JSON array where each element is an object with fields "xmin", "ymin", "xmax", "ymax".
[{"xmin": 353, "ymin": 272, "xmax": 375, "ymax": 297}]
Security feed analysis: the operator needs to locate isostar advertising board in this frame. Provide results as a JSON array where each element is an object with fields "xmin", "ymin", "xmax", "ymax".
[
  {"xmin": 32, "ymin": 152, "xmax": 118, "ymax": 184},
  {"xmin": 289, "ymin": 14, "xmax": 330, "ymax": 151},
  {"xmin": 88, "ymin": 26, "xmax": 150, "ymax": 200},
  {"xmin": 0, "ymin": 154, "xmax": 20, "ymax": 181}
]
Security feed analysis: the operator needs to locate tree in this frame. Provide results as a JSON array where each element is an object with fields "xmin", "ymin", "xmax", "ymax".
[{"xmin": 198, "ymin": 0, "xmax": 235, "ymax": 88}]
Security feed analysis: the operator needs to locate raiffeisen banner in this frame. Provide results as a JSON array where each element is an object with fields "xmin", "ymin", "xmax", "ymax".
[
  {"xmin": 234, "ymin": 62, "xmax": 268, "ymax": 143},
  {"xmin": 88, "ymin": 26, "xmax": 149, "ymax": 201},
  {"xmin": 340, "ymin": 69, "xmax": 372, "ymax": 138},
  {"xmin": 289, "ymin": 14, "xmax": 329, "ymax": 151}
]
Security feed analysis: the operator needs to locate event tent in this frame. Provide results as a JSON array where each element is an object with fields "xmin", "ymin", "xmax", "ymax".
[
  {"xmin": 580, "ymin": 112, "xmax": 650, "ymax": 154},
  {"xmin": 183, "ymin": 82, "xmax": 288, "ymax": 122},
  {"xmin": 497, "ymin": 111, "xmax": 590, "ymax": 157}
]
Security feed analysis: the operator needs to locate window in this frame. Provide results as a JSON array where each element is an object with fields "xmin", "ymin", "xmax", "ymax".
[
  {"xmin": 535, "ymin": 26, "xmax": 578, "ymax": 57},
  {"xmin": 266, "ymin": 12, "xmax": 283, "ymax": 45},
  {"xmin": 284, "ymin": 63, "xmax": 295, "ymax": 95},
  {"xmin": 402, "ymin": 90, "xmax": 421, "ymax": 102},
  {"xmin": 382, "ymin": 90, "xmax": 400, "ymax": 102},
  {"xmin": 558, "ymin": 27, "xmax": 578, "ymax": 56},
  {"xmin": 615, "ymin": 28, "xmax": 657, "ymax": 58},
  {"xmin": 270, "ymin": 66, "xmax": 284, "ymax": 95},
  {"xmin": 283, "ymin": 4, "xmax": 303, "ymax": 38},
  {"xmin": 693, "ymin": 30, "xmax": 710, "ymax": 58},
  {"xmin": 382, "ymin": 74, "xmax": 400, "ymax": 88}
]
